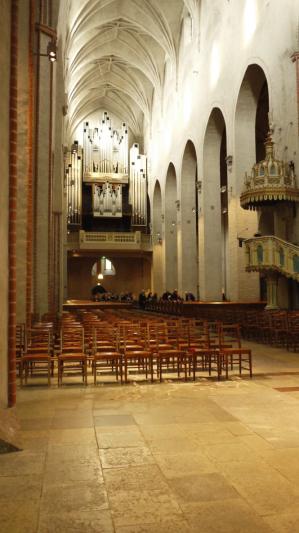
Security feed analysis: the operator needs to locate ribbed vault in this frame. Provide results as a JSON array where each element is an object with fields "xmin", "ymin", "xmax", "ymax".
[{"xmin": 58, "ymin": 0, "xmax": 201, "ymax": 139}]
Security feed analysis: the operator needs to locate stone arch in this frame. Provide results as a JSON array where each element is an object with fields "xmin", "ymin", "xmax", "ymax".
[
  {"xmin": 200, "ymin": 108, "xmax": 227, "ymax": 301},
  {"xmin": 179, "ymin": 140, "xmax": 198, "ymax": 297},
  {"xmin": 232, "ymin": 63, "xmax": 270, "ymax": 300},
  {"xmin": 164, "ymin": 163, "xmax": 178, "ymax": 292},
  {"xmin": 235, "ymin": 63, "xmax": 270, "ymax": 195}
]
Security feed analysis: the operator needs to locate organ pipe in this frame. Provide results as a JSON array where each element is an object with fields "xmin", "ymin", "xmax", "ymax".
[
  {"xmin": 64, "ymin": 142, "xmax": 82, "ymax": 226},
  {"xmin": 129, "ymin": 143, "xmax": 147, "ymax": 226},
  {"xmin": 83, "ymin": 112, "xmax": 128, "ymax": 174}
]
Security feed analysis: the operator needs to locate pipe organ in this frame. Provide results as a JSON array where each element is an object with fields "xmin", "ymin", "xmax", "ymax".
[{"xmin": 65, "ymin": 112, "xmax": 147, "ymax": 228}]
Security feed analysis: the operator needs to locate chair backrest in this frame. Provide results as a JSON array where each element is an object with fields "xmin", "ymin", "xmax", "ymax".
[
  {"xmin": 60, "ymin": 326, "xmax": 84, "ymax": 352},
  {"xmin": 26, "ymin": 328, "xmax": 52, "ymax": 353},
  {"xmin": 93, "ymin": 326, "xmax": 119, "ymax": 352},
  {"xmin": 219, "ymin": 323, "xmax": 241, "ymax": 348}
]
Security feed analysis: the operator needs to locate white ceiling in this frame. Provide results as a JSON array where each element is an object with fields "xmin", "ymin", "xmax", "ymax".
[{"xmin": 59, "ymin": 0, "xmax": 200, "ymax": 139}]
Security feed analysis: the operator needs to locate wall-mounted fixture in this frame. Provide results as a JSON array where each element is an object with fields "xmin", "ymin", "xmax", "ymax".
[
  {"xmin": 35, "ymin": 39, "xmax": 57, "ymax": 62},
  {"xmin": 225, "ymin": 155, "xmax": 233, "ymax": 170},
  {"xmin": 192, "ymin": 207, "xmax": 201, "ymax": 215},
  {"xmin": 156, "ymin": 232, "xmax": 162, "ymax": 245},
  {"xmin": 220, "ymin": 184, "xmax": 233, "ymax": 194},
  {"xmin": 196, "ymin": 180, "xmax": 202, "ymax": 193},
  {"xmin": 175, "ymin": 200, "xmax": 180, "ymax": 211}
]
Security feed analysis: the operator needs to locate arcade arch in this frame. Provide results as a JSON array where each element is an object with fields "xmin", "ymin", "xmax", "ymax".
[
  {"xmin": 164, "ymin": 164, "xmax": 178, "ymax": 293},
  {"xmin": 200, "ymin": 108, "xmax": 227, "ymax": 301},
  {"xmin": 152, "ymin": 181, "xmax": 163, "ymax": 296},
  {"xmin": 179, "ymin": 140, "xmax": 198, "ymax": 297}
]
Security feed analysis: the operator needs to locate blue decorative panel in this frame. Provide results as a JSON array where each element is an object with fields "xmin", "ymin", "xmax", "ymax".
[
  {"xmin": 293, "ymin": 255, "xmax": 299, "ymax": 273},
  {"xmin": 257, "ymin": 245, "xmax": 263, "ymax": 264},
  {"xmin": 279, "ymin": 248, "xmax": 285, "ymax": 267}
]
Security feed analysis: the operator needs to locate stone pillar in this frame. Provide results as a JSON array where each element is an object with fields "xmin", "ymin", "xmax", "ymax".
[
  {"xmin": 26, "ymin": 0, "xmax": 35, "ymax": 327},
  {"xmin": 16, "ymin": 0, "xmax": 29, "ymax": 324},
  {"xmin": 34, "ymin": 25, "xmax": 56, "ymax": 317},
  {"xmin": 0, "ymin": 0, "xmax": 11, "ymax": 407},
  {"xmin": 8, "ymin": 0, "xmax": 19, "ymax": 407}
]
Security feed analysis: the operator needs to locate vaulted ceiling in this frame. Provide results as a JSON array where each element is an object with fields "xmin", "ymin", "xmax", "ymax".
[{"xmin": 59, "ymin": 0, "xmax": 200, "ymax": 138}]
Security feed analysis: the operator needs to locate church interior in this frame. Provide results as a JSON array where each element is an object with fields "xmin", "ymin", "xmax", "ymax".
[{"xmin": 1, "ymin": 0, "xmax": 299, "ymax": 531}]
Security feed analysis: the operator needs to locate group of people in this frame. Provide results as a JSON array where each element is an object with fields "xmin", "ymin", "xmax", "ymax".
[
  {"xmin": 161, "ymin": 290, "xmax": 195, "ymax": 302},
  {"xmin": 138, "ymin": 289, "xmax": 196, "ymax": 308},
  {"xmin": 91, "ymin": 284, "xmax": 134, "ymax": 302},
  {"xmin": 91, "ymin": 284, "xmax": 196, "ymax": 306},
  {"xmin": 138, "ymin": 290, "xmax": 158, "ymax": 309}
]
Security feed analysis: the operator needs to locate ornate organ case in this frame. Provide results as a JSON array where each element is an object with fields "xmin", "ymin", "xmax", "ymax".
[{"xmin": 65, "ymin": 112, "xmax": 148, "ymax": 230}]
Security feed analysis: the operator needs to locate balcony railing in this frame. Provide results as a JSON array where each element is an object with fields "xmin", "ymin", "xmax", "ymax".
[
  {"xmin": 77, "ymin": 230, "xmax": 152, "ymax": 251},
  {"xmin": 245, "ymin": 235, "xmax": 299, "ymax": 281}
]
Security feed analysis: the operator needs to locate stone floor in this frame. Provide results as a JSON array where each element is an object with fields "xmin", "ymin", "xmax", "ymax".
[{"xmin": 2, "ymin": 341, "xmax": 299, "ymax": 532}]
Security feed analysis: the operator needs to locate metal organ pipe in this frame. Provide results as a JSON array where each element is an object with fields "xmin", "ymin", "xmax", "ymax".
[{"xmin": 129, "ymin": 143, "xmax": 147, "ymax": 226}]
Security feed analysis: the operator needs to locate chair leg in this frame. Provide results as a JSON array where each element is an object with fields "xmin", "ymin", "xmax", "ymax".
[
  {"xmin": 20, "ymin": 360, "xmax": 24, "ymax": 386},
  {"xmin": 25, "ymin": 361, "xmax": 29, "ymax": 384},
  {"xmin": 94, "ymin": 360, "xmax": 97, "ymax": 385},
  {"xmin": 217, "ymin": 353, "xmax": 221, "ymax": 381},
  {"xmin": 84, "ymin": 360, "xmax": 87, "ymax": 385},
  {"xmin": 58, "ymin": 360, "xmax": 62, "ymax": 386}
]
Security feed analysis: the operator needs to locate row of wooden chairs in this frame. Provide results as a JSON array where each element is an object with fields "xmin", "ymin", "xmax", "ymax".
[{"xmin": 17, "ymin": 311, "xmax": 252, "ymax": 386}]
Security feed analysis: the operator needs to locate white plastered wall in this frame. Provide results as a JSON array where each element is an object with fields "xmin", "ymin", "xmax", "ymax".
[{"xmin": 148, "ymin": 0, "xmax": 299, "ymax": 301}]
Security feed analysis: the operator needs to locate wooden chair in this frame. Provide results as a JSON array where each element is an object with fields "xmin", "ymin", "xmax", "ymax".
[
  {"xmin": 92, "ymin": 326, "xmax": 122, "ymax": 384},
  {"xmin": 58, "ymin": 326, "xmax": 87, "ymax": 386},
  {"xmin": 20, "ymin": 328, "xmax": 52, "ymax": 386},
  {"xmin": 218, "ymin": 324, "xmax": 252, "ymax": 380},
  {"xmin": 122, "ymin": 336, "xmax": 153, "ymax": 383}
]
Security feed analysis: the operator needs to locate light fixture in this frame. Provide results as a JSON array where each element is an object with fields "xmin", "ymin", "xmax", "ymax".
[
  {"xmin": 97, "ymin": 273, "xmax": 104, "ymax": 280},
  {"xmin": 34, "ymin": 39, "xmax": 57, "ymax": 62},
  {"xmin": 196, "ymin": 181, "xmax": 202, "ymax": 192},
  {"xmin": 47, "ymin": 40, "xmax": 57, "ymax": 62},
  {"xmin": 192, "ymin": 207, "xmax": 201, "ymax": 215},
  {"xmin": 225, "ymin": 155, "xmax": 233, "ymax": 169},
  {"xmin": 171, "ymin": 221, "xmax": 176, "ymax": 227},
  {"xmin": 156, "ymin": 232, "xmax": 162, "ymax": 245}
]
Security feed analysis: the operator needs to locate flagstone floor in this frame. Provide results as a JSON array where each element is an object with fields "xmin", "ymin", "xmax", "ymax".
[{"xmin": 1, "ymin": 341, "xmax": 299, "ymax": 532}]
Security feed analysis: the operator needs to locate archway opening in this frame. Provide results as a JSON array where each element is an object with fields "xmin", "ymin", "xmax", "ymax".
[
  {"xmin": 201, "ymin": 108, "xmax": 227, "ymax": 301},
  {"xmin": 165, "ymin": 163, "xmax": 178, "ymax": 293},
  {"xmin": 152, "ymin": 181, "xmax": 163, "ymax": 296},
  {"xmin": 234, "ymin": 63, "xmax": 269, "ymax": 300},
  {"xmin": 180, "ymin": 140, "xmax": 198, "ymax": 298}
]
